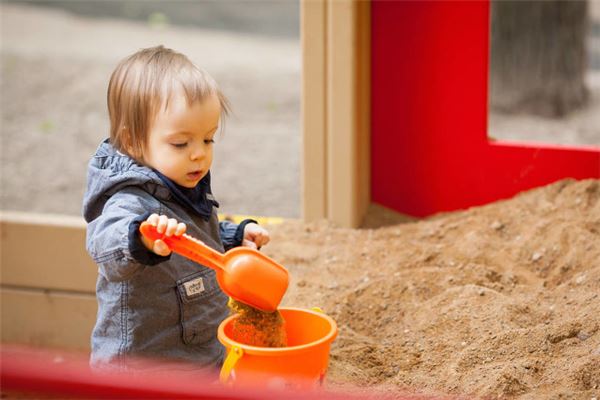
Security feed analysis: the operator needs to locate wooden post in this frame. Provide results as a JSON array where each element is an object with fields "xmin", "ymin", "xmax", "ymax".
[
  {"xmin": 301, "ymin": 0, "xmax": 328, "ymax": 222},
  {"xmin": 301, "ymin": 0, "xmax": 370, "ymax": 228}
]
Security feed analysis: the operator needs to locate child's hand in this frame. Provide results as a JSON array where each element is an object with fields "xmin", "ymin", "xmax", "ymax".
[
  {"xmin": 141, "ymin": 214, "xmax": 186, "ymax": 256},
  {"xmin": 242, "ymin": 223, "xmax": 270, "ymax": 250}
]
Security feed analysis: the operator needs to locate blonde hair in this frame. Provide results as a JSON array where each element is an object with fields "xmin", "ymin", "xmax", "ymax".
[{"xmin": 107, "ymin": 45, "xmax": 229, "ymax": 161}]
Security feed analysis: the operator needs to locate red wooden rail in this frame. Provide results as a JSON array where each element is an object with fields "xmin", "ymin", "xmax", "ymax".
[
  {"xmin": 371, "ymin": 0, "xmax": 599, "ymax": 217},
  {"xmin": 0, "ymin": 345, "xmax": 444, "ymax": 399},
  {"xmin": 0, "ymin": 345, "xmax": 338, "ymax": 399}
]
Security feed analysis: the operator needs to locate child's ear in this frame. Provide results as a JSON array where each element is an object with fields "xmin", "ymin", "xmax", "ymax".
[{"xmin": 121, "ymin": 127, "xmax": 136, "ymax": 156}]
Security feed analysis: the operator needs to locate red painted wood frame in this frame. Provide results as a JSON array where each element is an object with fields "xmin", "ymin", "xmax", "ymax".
[
  {"xmin": 371, "ymin": 0, "xmax": 600, "ymax": 217},
  {"xmin": 1, "ymin": 345, "xmax": 427, "ymax": 399}
]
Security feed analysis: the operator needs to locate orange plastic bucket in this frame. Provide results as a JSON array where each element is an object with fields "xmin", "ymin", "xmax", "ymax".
[{"xmin": 217, "ymin": 307, "xmax": 338, "ymax": 389}]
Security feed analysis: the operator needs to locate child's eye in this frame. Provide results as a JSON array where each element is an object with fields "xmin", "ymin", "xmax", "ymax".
[
  {"xmin": 204, "ymin": 139, "xmax": 215, "ymax": 144},
  {"xmin": 171, "ymin": 143, "xmax": 188, "ymax": 149}
]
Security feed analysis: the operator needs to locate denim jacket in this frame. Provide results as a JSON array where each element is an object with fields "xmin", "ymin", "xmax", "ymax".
[{"xmin": 82, "ymin": 140, "xmax": 244, "ymax": 370}]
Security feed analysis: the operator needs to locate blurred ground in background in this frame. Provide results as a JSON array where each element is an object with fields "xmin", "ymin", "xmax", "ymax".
[
  {"xmin": 0, "ymin": 1, "xmax": 598, "ymax": 220},
  {"xmin": 0, "ymin": 1, "xmax": 301, "ymax": 218},
  {"xmin": 15, "ymin": 0, "xmax": 299, "ymax": 38}
]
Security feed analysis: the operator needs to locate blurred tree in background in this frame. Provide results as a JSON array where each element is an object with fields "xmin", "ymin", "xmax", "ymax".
[{"xmin": 490, "ymin": 0, "xmax": 589, "ymax": 117}]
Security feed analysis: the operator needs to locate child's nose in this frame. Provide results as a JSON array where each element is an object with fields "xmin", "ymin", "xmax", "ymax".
[{"xmin": 190, "ymin": 147, "xmax": 205, "ymax": 161}]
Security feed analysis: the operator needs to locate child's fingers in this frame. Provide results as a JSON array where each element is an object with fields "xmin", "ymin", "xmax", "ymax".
[
  {"xmin": 164, "ymin": 218, "xmax": 179, "ymax": 236},
  {"xmin": 146, "ymin": 213, "xmax": 160, "ymax": 225},
  {"xmin": 175, "ymin": 222, "xmax": 186, "ymax": 236},
  {"xmin": 153, "ymin": 239, "xmax": 171, "ymax": 256},
  {"xmin": 252, "ymin": 232, "xmax": 264, "ymax": 248},
  {"xmin": 242, "ymin": 225, "xmax": 271, "ymax": 249},
  {"xmin": 140, "ymin": 214, "xmax": 160, "ymax": 251},
  {"xmin": 251, "ymin": 230, "xmax": 270, "ymax": 248},
  {"xmin": 257, "ymin": 231, "xmax": 270, "ymax": 247},
  {"xmin": 140, "ymin": 214, "xmax": 178, "ymax": 253},
  {"xmin": 156, "ymin": 215, "xmax": 169, "ymax": 233}
]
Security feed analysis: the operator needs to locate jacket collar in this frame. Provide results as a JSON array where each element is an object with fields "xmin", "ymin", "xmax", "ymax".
[{"xmin": 153, "ymin": 170, "xmax": 219, "ymax": 221}]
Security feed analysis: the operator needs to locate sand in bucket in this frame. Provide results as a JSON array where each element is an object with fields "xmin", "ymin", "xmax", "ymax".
[{"xmin": 227, "ymin": 298, "xmax": 287, "ymax": 347}]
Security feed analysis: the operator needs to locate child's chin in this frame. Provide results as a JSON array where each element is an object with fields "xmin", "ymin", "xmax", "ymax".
[{"xmin": 180, "ymin": 181, "xmax": 199, "ymax": 188}]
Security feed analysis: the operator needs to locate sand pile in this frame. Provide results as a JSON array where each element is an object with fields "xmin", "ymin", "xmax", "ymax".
[{"xmin": 267, "ymin": 179, "xmax": 599, "ymax": 399}]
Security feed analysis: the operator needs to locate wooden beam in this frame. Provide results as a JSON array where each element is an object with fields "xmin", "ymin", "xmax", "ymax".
[
  {"xmin": 0, "ymin": 212, "xmax": 97, "ymax": 349},
  {"xmin": 0, "ymin": 212, "xmax": 97, "ymax": 292},
  {"xmin": 301, "ymin": 0, "xmax": 328, "ymax": 221},
  {"xmin": 1, "ymin": 287, "xmax": 96, "ymax": 350},
  {"xmin": 327, "ymin": 0, "xmax": 356, "ymax": 227},
  {"xmin": 301, "ymin": 0, "xmax": 371, "ymax": 228},
  {"xmin": 355, "ymin": 0, "xmax": 371, "ymax": 226}
]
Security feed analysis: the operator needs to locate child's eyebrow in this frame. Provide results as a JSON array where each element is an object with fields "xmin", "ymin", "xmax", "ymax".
[
  {"xmin": 167, "ymin": 126, "xmax": 218, "ymax": 137},
  {"xmin": 167, "ymin": 131, "xmax": 191, "ymax": 138}
]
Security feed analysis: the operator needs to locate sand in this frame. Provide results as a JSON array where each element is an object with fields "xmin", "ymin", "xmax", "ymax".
[{"xmin": 267, "ymin": 179, "xmax": 600, "ymax": 399}]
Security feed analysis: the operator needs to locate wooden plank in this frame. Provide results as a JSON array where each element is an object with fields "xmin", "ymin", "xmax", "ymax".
[
  {"xmin": 1, "ymin": 287, "xmax": 96, "ymax": 350},
  {"xmin": 327, "ymin": 0, "xmax": 359, "ymax": 227},
  {"xmin": 0, "ymin": 212, "xmax": 97, "ymax": 292},
  {"xmin": 355, "ymin": 0, "xmax": 371, "ymax": 224},
  {"xmin": 301, "ymin": 0, "xmax": 328, "ymax": 221}
]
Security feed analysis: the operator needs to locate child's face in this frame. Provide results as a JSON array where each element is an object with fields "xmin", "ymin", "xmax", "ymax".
[{"xmin": 144, "ymin": 92, "xmax": 221, "ymax": 188}]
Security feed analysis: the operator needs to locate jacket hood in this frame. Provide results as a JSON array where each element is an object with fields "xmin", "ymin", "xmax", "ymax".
[{"xmin": 82, "ymin": 140, "xmax": 170, "ymax": 222}]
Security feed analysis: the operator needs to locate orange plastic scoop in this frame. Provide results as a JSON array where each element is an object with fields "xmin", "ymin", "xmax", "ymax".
[{"xmin": 139, "ymin": 222, "xmax": 289, "ymax": 312}]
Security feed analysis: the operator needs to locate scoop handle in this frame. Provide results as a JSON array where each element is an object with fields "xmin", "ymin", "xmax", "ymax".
[{"xmin": 139, "ymin": 221, "xmax": 226, "ymax": 272}]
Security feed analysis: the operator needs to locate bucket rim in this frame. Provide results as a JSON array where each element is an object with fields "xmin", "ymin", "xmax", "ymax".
[{"xmin": 217, "ymin": 307, "xmax": 338, "ymax": 356}]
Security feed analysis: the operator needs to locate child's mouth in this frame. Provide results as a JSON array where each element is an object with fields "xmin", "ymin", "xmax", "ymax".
[{"xmin": 187, "ymin": 171, "xmax": 202, "ymax": 180}]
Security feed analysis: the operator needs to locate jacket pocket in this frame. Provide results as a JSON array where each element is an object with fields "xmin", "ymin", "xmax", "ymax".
[{"xmin": 176, "ymin": 270, "xmax": 225, "ymax": 345}]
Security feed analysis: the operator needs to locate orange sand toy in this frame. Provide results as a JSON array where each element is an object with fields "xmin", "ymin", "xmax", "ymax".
[
  {"xmin": 139, "ymin": 222, "xmax": 289, "ymax": 312},
  {"xmin": 218, "ymin": 307, "xmax": 338, "ymax": 389}
]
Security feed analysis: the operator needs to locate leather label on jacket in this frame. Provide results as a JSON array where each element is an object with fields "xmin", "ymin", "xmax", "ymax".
[{"xmin": 183, "ymin": 277, "xmax": 205, "ymax": 297}]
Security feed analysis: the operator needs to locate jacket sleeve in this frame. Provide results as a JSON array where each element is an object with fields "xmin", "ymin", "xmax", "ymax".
[
  {"xmin": 219, "ymin": 219, "xmax": 258, "ymax": 251},
  {"xmin": 86, "ymin": 187, "xmax": 169, "ymax": 282}
]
